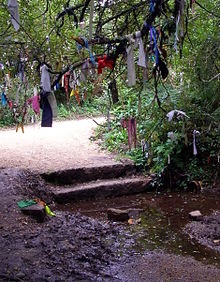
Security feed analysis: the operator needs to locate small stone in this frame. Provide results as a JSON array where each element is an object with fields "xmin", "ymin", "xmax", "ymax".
[
  {"xmin": 107, "ymin": 208, "xmax": 143, "ymax": 222},
  {"xmin": 107, "ymin": 208, "xmax": 129, "ymax": 222},
  {"xmin": 128, "ymin": 218, "xmax": 141, "ymax": 225},
  {"xmin": 21, "ymin": 203, "xmax": 46, "ymax": 222},
  {"xmin": 16, "ymin": 272, "xmax": 26, "ymax": 279},
  {"xmin": 189, "ymin": 210, "xmax": 203, "ymax": 221},
  {"xmin": 128, "ymin": 208, "xmax": 143, "ymax": 219},
  {"xmin": 213, "ymin": 240, "xmax": 220, "ymax": 245}
]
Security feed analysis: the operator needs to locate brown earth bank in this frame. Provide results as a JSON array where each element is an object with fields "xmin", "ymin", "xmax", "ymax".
[{"xmin": 0, "ymin": 119, "xmax": 220, "ymax": 281}]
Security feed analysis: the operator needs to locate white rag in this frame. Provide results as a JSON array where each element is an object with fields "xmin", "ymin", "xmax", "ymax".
[
  {"xmin": 193, "ymin": 130, "xmax": 200, "ymax": 155},
  {"xmin": 126, "ymin": 44, "xmax": 136, "ymax": 87},
  {"xmin": 40, "ymin": 64, "xmax": 51, "ymax": 93},
  {"xmin": 135, "ymin": 31, "xmax": 147, "ymax": 68},
  {"xmin": 8, "ymin": 0, "xmax": 20, "ymax": 31},
  {"xmin": 167, "ymin": 109, "xmax": 189, "ymax": 121}
]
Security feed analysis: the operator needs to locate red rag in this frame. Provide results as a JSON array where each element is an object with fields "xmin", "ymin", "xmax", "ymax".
[{"xmin": 97, "ymin": 55, "xmax": 115, "ymax": 74}]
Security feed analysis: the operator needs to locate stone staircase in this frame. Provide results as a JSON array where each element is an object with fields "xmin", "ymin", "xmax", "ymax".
[{"xmin": 41, "ymin": 162, "xmax": 152, "ymax": 203}]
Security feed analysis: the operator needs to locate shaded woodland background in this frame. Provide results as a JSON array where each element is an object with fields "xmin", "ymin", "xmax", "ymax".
[{"xmin": 0, "ymin": 0, "xmax": 219, "ymax": 189}]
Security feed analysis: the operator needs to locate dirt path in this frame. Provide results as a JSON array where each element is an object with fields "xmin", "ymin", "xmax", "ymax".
[{"xmin": 0, "ymin": 117, "xmax": 119, "ymax": 173}]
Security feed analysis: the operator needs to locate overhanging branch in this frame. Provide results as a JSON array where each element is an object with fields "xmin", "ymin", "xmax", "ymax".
[{"xmin": 201, "ymin": 73, "xmax": 220, "ymax": 82}]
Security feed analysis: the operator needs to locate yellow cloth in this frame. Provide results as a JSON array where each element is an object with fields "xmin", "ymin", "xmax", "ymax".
[
  {"xmin": 70, "ymin": 89, "xmax": 75, "ymax": 97},
  {"xmin": 45, "ymin": 205, "xmax": 56, "ymax": 217}
]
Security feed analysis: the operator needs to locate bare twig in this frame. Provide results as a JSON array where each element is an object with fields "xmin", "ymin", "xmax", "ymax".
[
  {"xmin": 85, "ymin": 114, "xmax": 106, "ymax": 127},
  {"xmin": 195, "ymin": 1, "xmax": 220, "ymax": 18},
  {"xmin": 201, "ymin": 73, "xmax": 220, "ymax": 82}
]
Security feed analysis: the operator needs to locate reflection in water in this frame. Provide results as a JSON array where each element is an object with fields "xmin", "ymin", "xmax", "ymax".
[{"xmin": 55, "ymin": 192, "xmax": 220, "ymax": 267}]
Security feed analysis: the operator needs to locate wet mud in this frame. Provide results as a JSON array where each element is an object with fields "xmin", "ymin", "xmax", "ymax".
[
  {"xmin": 0, "ymin": 168, "xmax": 219, "ymax": 281},
  {"xmin": 56, "ymin": 190, "xmax": 220, "ymax": 266}
]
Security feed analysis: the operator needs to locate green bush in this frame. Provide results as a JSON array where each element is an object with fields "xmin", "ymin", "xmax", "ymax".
[{"xmin": 0, "ymin": 107, "xmax": 14, "ymax": 127}]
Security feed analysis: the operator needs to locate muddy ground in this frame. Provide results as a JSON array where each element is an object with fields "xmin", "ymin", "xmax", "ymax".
[
  {"xmin": 0, "ymin": 119, "xmax": 220, "ymax": 281},
  {"xmin": 0, "ymin": 168, "xmax": 219, "ymax": 282}
]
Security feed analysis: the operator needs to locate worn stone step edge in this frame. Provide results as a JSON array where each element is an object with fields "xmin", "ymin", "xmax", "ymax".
[
  {"xmin": 52, "ymin": 176, "xmax": 152, "ymax": 203},
  {"xmin": 41, "ymin": 162, "xmax": 137, "ymax": 185}
]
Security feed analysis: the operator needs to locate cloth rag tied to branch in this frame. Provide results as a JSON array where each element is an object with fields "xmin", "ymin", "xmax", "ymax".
[{"xmin": 7, "ymin": 0, "xmax": 20, "ymax": 31}]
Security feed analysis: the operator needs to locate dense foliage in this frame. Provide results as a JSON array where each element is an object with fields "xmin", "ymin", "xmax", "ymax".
[{"xmin": 0, "ymin": 0, "xmax": 219, "ymax": 189}]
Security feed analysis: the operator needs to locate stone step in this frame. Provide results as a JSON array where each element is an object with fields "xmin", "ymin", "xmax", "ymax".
[
  {"xmin": 52, "ymin": 176, "xmax": 152, "ymax": 203},
  {"xmin": 41, "ymin": 162, "xmax": 137, "ymax": 185}
]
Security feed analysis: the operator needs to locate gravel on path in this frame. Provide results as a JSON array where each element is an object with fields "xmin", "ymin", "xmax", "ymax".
[{"xmin": 0, "ymin": 117, "xmax": 119, "ymax": 173}]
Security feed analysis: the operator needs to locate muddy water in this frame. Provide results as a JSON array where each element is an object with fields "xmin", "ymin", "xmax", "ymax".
[{"xmin": 55, "ymin": 191, "xmax": 220, "ymax": 267}]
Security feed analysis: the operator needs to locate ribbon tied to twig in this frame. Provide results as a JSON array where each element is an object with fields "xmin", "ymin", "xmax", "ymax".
[
  {"xmin": 193, "ymin": 130, "xmax": 200, "ymax": 155},
  {"xmin": 166, "ymin": 109, "xmax": 189, "ymax": 121}
]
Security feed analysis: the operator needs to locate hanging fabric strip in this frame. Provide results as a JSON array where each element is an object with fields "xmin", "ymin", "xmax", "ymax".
[
  {"xmin": 97, "ymin": 55, "xmax": 115, "ymax": 74},
  {"xmin": 193, "ymin": 130, "xmax": 200, "ymax": 155},
  {"xmin": 69, "ymin": 71, "xmax": 77, "ymax": 89},
  {"xmin": 15, "ymin": 84, "xmax": 21, "ymax": 104},
  {"xmin": 150, "ymin": 0, "xmax": 155, "ymax": 13},
  {"xmin": 135, "ymin": 31, "xmax": 147, "ymax": 68},
  {"xmin": 40, "ymin": 91, "xmax": 53, "ymax": 127},
  {"xmin": 1, "ymin": 92, "xmax": 7, "ymax": 106},
  {"xmin": 179, "ymin": 0, "xmax": 185, "ymax": 38},
  {"xmin": 47, "ymin": 92, "xmax": 58, "ymax": 118},
  {"xmin": 5, "ymin": 74, "xmax": 11, "ymax": 88},
  {"xmin": 127, "ymin": 118, "xmax": 137, "ymax": 150},
  {"xmin": 126, "ymin": 44, "xmax": 136, "ymax": 87},
  {"xmin": 83, "ymin": 38, "xmax": 96, "ymax": 65},
  {"xmin": 27, "ymin": 95, "xmax": 40, "ymax": 115},
  {"xmin": 168, "ymin": 154, "xmax": 171, "ymax": 164},
  {"xmin": 166, "ymin": 109, "xmax": 189, "ymax": 121},
  {"xmin": 141, "ymin": 139, "xmax": 149, "ymax": 159},
  {"xmin": 150, "ymin": 27, "xmax": 159, "ymax": 65},
  {"xmin": 73, "ymin": 37, "xmax": 96, "ymax": 65},
  {"xmin": 40, "ymin": 64, "xmax": 51, "ymax": 93},
  {"xmin": 18, "ymin": 60, "xmax": 25, "ymax": 82},
  {"xmin": 63, "ymin": 71, "xmax": 70, "ymax": 95},
  {"xmin": 7, "ymin": 0, "xmax": 20, "ymax": 31},
  {"xmin": 80, "ymin": 59, "xmax": 90, "ymax": 82},
  {"xmin": 174, "ymin": 12, "xmax": 180, "ymax": 52},
  {"xmin": 174, "ymin": 0, "xmax": 184, "ymax": 52},
  {"xmin": 75, "ymin": 86, "xmax": 80, "ymax": 105},
  {"xmin": 70, "ymin": 89, "xmax": 74, "ymax": 97}
]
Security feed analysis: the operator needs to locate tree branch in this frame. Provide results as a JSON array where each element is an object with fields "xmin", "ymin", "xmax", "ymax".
[
  {"xmin": 99, "ymin": 1, "xmax": 147, "ymax": 32},
  {"xmin": 201, "ymin": 73, "xmax": 220, "ymax": 83},
  {"xmin": 32, "ymin": 0, "xmax": 49, "ymax": 20},
  {"xmin": 79, "ymin": 0, "xmax": 91, "ymax": 22},
  {"xmin": 195, "ymin": 1, "xmax": 220, "ymax": 18}
]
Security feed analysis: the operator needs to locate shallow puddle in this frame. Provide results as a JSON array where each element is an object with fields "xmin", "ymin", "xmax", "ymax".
[{"xmin": 55, "ymin": 191, "xmax": 220, "ymax": 267}]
